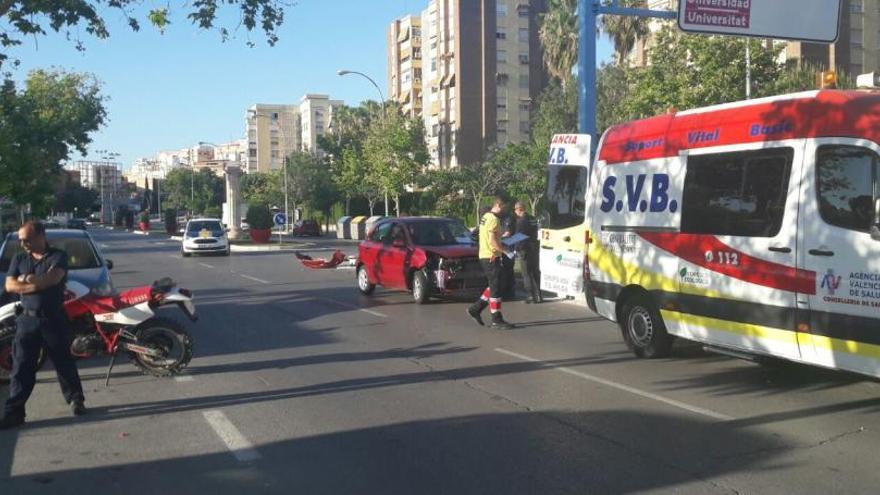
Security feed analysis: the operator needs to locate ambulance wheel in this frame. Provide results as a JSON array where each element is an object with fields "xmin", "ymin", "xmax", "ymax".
[{"xmin": 621, "ymin": 295, "xmax": 672, "ymax": 359}]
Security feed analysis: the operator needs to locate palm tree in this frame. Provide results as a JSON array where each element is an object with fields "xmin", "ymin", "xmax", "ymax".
[
  {"xmin": 600, "ymin": 0, "xmax": 651, "ymax": 66},
  {"xmin": 538, "ymin": 0, "xmax": 579, "ymax": 86}
]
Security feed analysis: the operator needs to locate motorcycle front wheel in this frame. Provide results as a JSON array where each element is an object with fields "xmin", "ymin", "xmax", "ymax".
[{"xmin": 130, "ymin": 317, "xmax": 193, "ymax": 377}]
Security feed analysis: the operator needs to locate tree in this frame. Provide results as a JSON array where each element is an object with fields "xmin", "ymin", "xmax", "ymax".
[
  {"xmin": 163, "ymin": 168, "xmax": 223, "ymax": 215},
  {"xmin": 0, "ymin": 0, "xmax": 291, "ymax": 68},
  {"xmin": 496, "ymin": 143, "xmax": 546, "ymax": 214},
  {"xmin": 599, "ymin": 0, "xmax": 651, "ymax": 66},
  {"xmin": 0, "ymin": 69, "xmax": 106, "ymax": 219},
  {"xmin": 538, "ymin": 0, "xmax": 578, "ymax": 85},
  {"xmin": 622, "ymin": 28, "xmax": 789, "ymax": 119},
  {"xmin": 241, "ymin": 171, "xmax": 283, "ymax": 210},
  {"xmin": 318, "ymin": 102, "xmax": 381, "ymax": 215},
  {"xmin": 54, "ymin": 184, "xmax": 98, "ymax": 216},
  {"xmin": 363, "ymin": 106, "xmax": 429, "ymax": 217},
  {"xmin": 442, "ymin": 160, "xmax": 508, "ymax": 225},
  {"xmin": 531, "ymin": 80, "xmax": 578, "ymax": 151}
]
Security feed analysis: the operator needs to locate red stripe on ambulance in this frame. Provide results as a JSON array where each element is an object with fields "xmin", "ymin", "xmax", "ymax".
[{"xmin": 638, "ymin": 232, "xmax": 817, "ymax": 295}]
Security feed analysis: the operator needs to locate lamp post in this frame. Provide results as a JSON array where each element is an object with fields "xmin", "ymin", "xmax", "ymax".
[
  {"xmin": 337, "ymin": 69, "xmax": 390, "ymax": 217},
  {"xmin": 248, "ymin": 111, "xmax": 290, "ymax": 231}
]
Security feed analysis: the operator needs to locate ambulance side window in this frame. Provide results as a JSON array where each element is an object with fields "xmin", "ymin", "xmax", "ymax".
[
  {"xmin": 816, "ymin": 145, "xmax": 879, "ymax": 233},
  {"xmin": 680, "ymin": 148, "xmax": 793, "ymax": 237}
]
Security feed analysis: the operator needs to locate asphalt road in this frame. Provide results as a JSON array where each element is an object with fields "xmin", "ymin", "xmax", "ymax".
[{"xmin": 2, "ymin": 228, "xmax": 880, "ymax": 494}]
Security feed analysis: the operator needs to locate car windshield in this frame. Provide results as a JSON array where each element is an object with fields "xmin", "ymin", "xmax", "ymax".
[
  {"xmin": 0, "ymin": 237, "xmax": 101, "ymax": 271},
  {"xmin": 187, "ymin": 221, "xmax": 223, "ymax": 233},
  {"xmin": 406, "ymin": 220, "xmax": 473, "ymax": 246}
]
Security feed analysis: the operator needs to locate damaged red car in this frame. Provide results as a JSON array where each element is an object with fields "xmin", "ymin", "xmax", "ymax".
[{"xmin": 356, "ymin": 217, "xmax": 486, "ymax": 303}]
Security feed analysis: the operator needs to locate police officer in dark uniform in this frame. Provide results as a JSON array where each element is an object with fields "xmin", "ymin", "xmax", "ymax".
[
  {"xmin": 0, "ymin": 221, "xmax": 85, "ymax": 429},
  {"xmin": 513, "ymin": 202, "xmax": 543, "ymax": 304}
]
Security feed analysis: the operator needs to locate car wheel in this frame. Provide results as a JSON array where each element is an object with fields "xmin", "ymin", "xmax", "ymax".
[
  {"xmin": 357, "ymin": 265, "xmax": 375, "ymax": 295},
  {"xmin": 412, "ymin": 271, "xmax": 430, "ymax": 304},
  {"xmin": 620, "ymin": 295, "xmax": 672, "ymax": 359}
]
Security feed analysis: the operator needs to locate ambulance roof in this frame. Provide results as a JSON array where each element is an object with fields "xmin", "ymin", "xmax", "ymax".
[{"xmin": 598, "ymin": 90, "xmax": 880, "ymax": 164}]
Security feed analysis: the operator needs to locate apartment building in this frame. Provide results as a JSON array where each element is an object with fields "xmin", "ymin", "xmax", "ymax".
[
  {"xmin": 389, "ymin": 15, "xmax": 424, "ymax": 119},
  {"xmin": 391, "ymin": 0, "xmax": 548, "ymax": 169},
  {"xmin": 245, "ymin": 104, "xmax": 302, "ymax": 174},
  {"xmin": 632, "ymin": 1, "xmax": 876, "ymax": 79},
  {"xmin": 299, "ymin": 94, "xmax": 343, "ymax": 153}
]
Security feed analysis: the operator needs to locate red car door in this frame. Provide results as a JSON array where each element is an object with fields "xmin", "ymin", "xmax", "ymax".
[
  {"xmin": 376, "ymin": 223, "xmax": 410, "ymax": 289},
  {"xmin": 362, "ymin": 222, "xmax": 392, "ymax": 285}
]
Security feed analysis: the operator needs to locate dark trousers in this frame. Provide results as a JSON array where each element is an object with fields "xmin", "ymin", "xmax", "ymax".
[
  {"xmin": 4, "ymin": 315, "xmax": 84, "ymax": 417},
  {"xmin": 518, "ymin": 248, "xmax": 542, "ymax": 302}
]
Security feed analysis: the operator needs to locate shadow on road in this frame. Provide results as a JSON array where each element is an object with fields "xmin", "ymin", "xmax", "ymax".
[{"xmin": 1, "ymin": 409, "xmax": 792, "ymax": 494}]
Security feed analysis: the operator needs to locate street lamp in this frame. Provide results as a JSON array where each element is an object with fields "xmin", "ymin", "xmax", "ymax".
[
  {"xmin": 248, "ymin": 111, "xmax": 290, "ymax": 231},
  {"xmin": 337, "ymin": 69, "xmax": 390, "ymax": 216}
]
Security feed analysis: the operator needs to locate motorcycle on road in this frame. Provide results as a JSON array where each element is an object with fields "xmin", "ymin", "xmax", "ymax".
[{"xmin": 0, "ymin": 277, "xmax": 196, "ymax": 385}]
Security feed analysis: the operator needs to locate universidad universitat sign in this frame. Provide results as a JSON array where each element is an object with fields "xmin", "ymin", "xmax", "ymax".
[{"xmin": 678, "ymin": 0, "xmax": 842, "ymax": 43}]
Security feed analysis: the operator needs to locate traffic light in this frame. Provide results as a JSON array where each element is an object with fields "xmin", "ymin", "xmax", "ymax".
[{"xmin": 817, "ymin": 70, "xmax": 837, "ymax": 89}]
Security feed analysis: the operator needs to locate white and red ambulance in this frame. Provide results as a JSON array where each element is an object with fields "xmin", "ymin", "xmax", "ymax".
[{"xmin": 541, "ymin": 88, "xmax": 880, "ymax": 378}]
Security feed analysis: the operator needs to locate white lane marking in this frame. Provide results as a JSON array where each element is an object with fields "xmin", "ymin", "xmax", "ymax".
[
  {"xmin": 320, "ymin": 298, "xmax": 387, "ymax": 318},
  {"xmin": 202, "ymin": 410, "xmax": 262, "ymax": 462},
  {"xmin": 174, "ymin": 375, "xmax": 195, "ymax": 382},
  {"xmin": 494, "ymin": 348, "xmax": 733, "ymax": 421},
  {"xmin": 199, "ymin": 262, "xmax": 215, "ymax": 269},
  {"xmin": 240, "ymin": 274, "xmax": 270, "ymax": 284}
]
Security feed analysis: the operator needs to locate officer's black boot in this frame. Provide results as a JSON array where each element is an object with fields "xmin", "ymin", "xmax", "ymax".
[
  {"xmin": 467, "ymin": 300, "xmax": 487, "ymax": 326},
  {"xmin": 490, "ymin": 312, "xmax": 515, "ymax": 330}
]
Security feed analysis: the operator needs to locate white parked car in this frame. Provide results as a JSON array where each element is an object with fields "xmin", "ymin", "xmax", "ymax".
[{"xmin": 181, "ymin": 218, "xmax": 230, "ymax": 257}]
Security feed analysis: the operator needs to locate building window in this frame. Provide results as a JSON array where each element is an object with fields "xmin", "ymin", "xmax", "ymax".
[
  {"xmin": 519, "ymin": 28, "xmax": 529, "ymax": 42},
  {"xmin": 850, "ymin": 0, "xmax": 863, "ymax": 13},
  {"xmin": 497, "ymin": 3, "xmax": 508, "ymax": 16},
  {"xmin": 681, "ymin": 148, "xmax": 794, "ymax": 237},
  {"xmin": 518, "ymin": 5, "xmax": 530, "ymax": 17},
  {"xmin": 270, "ymin": 150, "xmax": 279, "ymax": 159},
  {"xmin": 497, "ymin": 49, "xmax": 507, "ymax": 64},
  {"xmin": 519, "ymin": 53, "xmax": 530, "ymax": 64},
  {"xmin": 519, "ymin": 74, "xmax": 529, "ymax": 88},
  {"xmin": 519, "ymin": 121, "xmax": 530, "ymax": 134},
  {"xmin": 412, "ymin": 27, "xmax": 421, "ymax": 36},
  {"xmin": 496, "ymin": 30, "xmax": 507, "ymax": 39},
  {"xmin": 497, "ymin": 97, "xmax": 507, "ymax": 109},
  {"xmin": 431, "ymin": 60, "xmax": 437, "ymax": 71},
  {"xmin": 519, "ymin": 101, "xmax": 530, "ymax": 112}
]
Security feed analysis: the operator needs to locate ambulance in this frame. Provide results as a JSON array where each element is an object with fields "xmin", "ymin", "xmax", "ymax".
[{"xmin": 540, "ymin": 86, "xmax": 880, "ymax": 378}]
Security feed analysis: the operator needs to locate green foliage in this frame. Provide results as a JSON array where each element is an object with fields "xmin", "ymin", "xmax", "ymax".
[
  {"xmin": 363, "ymin": 104, "xmax": 429, "ymax": 217},
  {"xmin": 531, "ymin": 80, "xmax": 578, "ymax": 152},
  {"xmin": 246, "ymin": 203, "xmax": 273, "ymax": 230},
  {"xmin": 54, "ymin": 184, "xmax": 98, "ymax": 216},
  {"xmin": 495, "ymin": 143, "xmax": 546, "ymax": 214},
  {"xmin": 203, "ymin": 206, "xmax": 221, "ymax": 219},
  {"xmin": 0, "ymin": 0, "xmax": 291, "ymax": 67},
  {"xmin": 600, "ymin": 0, "xmax": 651, "ymax": 66},
  {"xmin": 163, "ymin": 168, "xmax": 224, "ymax": 215},
  {"xmin": 0, "ymin": 69, "xmax": 106, "ymax": 216},
  {"xmin": 539, "ymin": 0, "xmax": 578, "ymax": 85},
  {"xmin": 241, "ymin": 171, "xmax": 282, "ymax": 209}
]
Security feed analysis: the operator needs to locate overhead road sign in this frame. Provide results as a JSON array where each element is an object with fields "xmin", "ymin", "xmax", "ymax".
[{"xmin": 678, "ymin": 0, "xmax": 842, "ymax": 43}]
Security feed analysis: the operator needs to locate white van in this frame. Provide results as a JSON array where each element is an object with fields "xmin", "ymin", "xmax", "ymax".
[{"xmin": 540, "ymin": 89, "xmax": 880, "ymax": 378}]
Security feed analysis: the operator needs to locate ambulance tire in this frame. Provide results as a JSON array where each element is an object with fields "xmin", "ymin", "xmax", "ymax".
[{"xmin": 621, "ymin": 295, "xmax": 672, "ymax": 359}]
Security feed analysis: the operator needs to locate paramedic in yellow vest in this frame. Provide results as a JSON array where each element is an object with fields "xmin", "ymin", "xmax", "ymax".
[{"xmin": 467, "ymin": 196, "xmax": 514, "ymax": 329}]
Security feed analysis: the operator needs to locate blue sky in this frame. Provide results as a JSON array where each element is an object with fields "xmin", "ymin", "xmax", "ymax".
[{"xmin": 8, "ymin": 1, "xmax": 613, "ymax": 169}]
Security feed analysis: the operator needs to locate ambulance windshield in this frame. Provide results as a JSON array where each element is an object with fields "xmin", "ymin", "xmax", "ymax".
[{"xmin": 544, "ymin": 165, "xmax": 588, "ymax": 229}]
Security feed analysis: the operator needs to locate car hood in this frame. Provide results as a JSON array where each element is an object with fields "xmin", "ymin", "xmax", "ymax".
[
  {"xmin": 419, "ymin": 244, "xmax": 478, "ymax": 258},
  {"xmin": 67, "ymin": 267, "xmax": 112, "ymax": 289}
]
